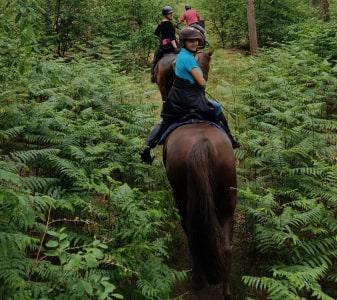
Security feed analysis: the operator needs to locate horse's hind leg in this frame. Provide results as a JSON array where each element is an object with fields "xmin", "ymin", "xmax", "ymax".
[{"xmin": 217, "ymin": 187, "xmax": 236, "ymax": 299}]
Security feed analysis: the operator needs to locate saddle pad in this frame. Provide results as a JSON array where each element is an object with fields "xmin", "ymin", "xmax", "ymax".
[{"xmin": 158, "ymin": 119, "xmax": 225, "ymax": 145}]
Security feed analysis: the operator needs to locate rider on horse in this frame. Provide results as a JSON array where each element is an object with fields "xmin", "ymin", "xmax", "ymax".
[
  {"xmin": 178, "ymin": 4, "xmax": 201, "ymax": 27},
  {"xmin": 141, "ymin": 26, "xmax": 239, "ymax": 164},
  {"xmin": 178, "ymin": 4, "xmax": 206, "ymax": 44},
  {"xmin": 151, "ymin": 6, "xmax": 179, "ymax": 83}
]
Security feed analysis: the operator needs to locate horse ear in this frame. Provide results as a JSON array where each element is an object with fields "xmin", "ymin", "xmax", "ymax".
[{"xmin": 208, "ymin": 48, "xmax": 214, "ymax": 57}]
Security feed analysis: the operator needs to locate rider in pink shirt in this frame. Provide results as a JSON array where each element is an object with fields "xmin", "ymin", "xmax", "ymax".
[{"xmin": 179, "ymin": 5, "xmax": 200, "ymax": 26}]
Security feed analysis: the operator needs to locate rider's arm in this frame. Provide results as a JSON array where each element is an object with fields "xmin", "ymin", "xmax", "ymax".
[
  {"xmin": 167, "ymin": 22, "xmax": 178, "ymax": 49},
  {"xmin": 191, "ymin": 68, "xmax": 206, "ymax": 87}
]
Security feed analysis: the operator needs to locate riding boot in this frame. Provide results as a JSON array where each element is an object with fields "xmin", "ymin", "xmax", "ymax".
[
  {"xmin": 140, "ymin": 122, "xmax": 167, "ymax": 164},
  {"xmin": 146, "ymin": 123, "xmax": 164, "ymax": 148},
  {"xmin": 217, "ymin": 113, "xmax": 240, "ymax": 149}
]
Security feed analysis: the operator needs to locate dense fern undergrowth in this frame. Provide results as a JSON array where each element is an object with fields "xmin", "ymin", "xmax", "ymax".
[
  {"xmin": 2, "ymin": 0, "xmax": 337, "ymax": 299},
  {"xmin": 238, "ymin": 20, "xmax": 337, "ymax": 299},
  {"xmin": 0, "ymin": 47, "xmax": 186, "ymax": 299},
  {"xmin": 0, "ymin": 0, "xmax": 193, "ymax": 298}
]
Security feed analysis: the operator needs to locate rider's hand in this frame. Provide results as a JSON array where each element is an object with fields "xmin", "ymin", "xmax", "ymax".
[{"xmin": 174, "ymin": 47, "xmax": 180, "ymax": 54}]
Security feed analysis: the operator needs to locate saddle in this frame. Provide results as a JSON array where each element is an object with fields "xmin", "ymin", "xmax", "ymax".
[{"xmin": 158, "ymin": 117, "xmax": 224, "ymax": 145}]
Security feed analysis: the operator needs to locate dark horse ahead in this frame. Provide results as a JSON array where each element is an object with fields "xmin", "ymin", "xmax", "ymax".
[{"xmin": 156, "ymin": 52, "xmax": 237, "ymax": 299}]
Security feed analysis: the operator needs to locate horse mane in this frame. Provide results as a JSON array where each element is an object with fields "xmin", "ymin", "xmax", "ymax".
[{"xmin": 195, "ymin": 50, "xmax": 212, "ymax": 81}]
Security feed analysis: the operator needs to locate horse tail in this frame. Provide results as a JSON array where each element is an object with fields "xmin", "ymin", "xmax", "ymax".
[{"xmin": 186, "ymin": 138, "xmax": 225, "ymax": 284}]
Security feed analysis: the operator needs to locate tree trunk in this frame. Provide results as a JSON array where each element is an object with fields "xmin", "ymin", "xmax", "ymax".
[
  {"xmin": 246, "ymin": 0, "xmax": 258, "ymax": 56},
  {"xmin": 55, "ymin": 0, "xmax": 62, "ymax": 56},
  {"xmin": 308, "ymin": 0, "xmax": 313, "ymax": 11},
  {"xmin": 319, "ymin": 0, "xmax": 330, "ymax": 22}
]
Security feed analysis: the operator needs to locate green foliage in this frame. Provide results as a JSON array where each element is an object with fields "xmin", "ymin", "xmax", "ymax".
[
  {"xmin": 200, "ymin": 0, "xmax": 247, "ymax": 47},
  {"xmin": 0, "ymin": 39, "xmax": 184, "ymax": 299},
  {"xmin": 1, "ymin": 0, "xmax": 163, "ymax": 69},
  {"xmin": 255, "ymin": 0, "xmax": 307, "ymax": 45},
  {"xmin": 287, "ymin": 20, "xmax": 337, "ymax": 61},
  {"xmin": 238, "ymin": 37, "xmax": 337, "ymax": 299},
  {"xmin": 91, "ymin": 0, "xmax": 164, "ymax": 67},
  {"xmin": 201, "ymin": 0, "xmax": 306, "ymax": 47},
  {"xmin": 40, "ymin": 0, "xmax": 92, "ymax": 56}
]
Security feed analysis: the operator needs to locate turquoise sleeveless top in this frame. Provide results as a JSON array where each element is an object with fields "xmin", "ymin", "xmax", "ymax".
[{"xmin": 175, "ymin": 48, "xmax": 203, "ymax": 84}]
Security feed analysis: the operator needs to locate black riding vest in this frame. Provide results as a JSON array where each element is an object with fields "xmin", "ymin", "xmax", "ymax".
[{"xmin": 161, "ymin": 77, "xmax": 215, "ymax": 122}]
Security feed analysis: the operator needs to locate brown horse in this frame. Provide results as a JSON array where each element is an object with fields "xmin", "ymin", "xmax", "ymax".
[
  {"xmin": 163, "ymin": 123, "xmax": 237, "ymax": 299},
  {"xmin": 154, "ymin": 50, "xmax": 213, "ymax": 101}
]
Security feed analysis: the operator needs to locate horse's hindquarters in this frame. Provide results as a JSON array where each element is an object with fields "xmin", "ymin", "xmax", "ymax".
[
  {"xmin": 163, "ymin": 123, "xmax": 237, "ymax": 293},
  {"xmin": 164, "ymin": 124, "xmax": 236, "ymax": 181}
]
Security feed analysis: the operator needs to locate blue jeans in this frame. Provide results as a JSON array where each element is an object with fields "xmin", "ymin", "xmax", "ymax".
[{"xmin": 208, "ymin": 99, "xmax": 222, "ymax": 117}]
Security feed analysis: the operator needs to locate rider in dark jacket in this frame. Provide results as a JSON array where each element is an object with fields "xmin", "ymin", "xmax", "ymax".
[
  {"xmin": 151, "ymin": 6, "xmax": 179, "ymax": 83},
  {"xmin": 141, "ymin": 27, "xmax": 239, "ymax": 164}
]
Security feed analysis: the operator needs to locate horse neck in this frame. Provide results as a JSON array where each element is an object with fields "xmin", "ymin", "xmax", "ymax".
[{"xmin": 196, "ymin": 52, "xmax": 210, "ymax": 80}]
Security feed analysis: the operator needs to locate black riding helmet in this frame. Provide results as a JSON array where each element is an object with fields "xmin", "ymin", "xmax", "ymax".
[
  {"xmin": 162, "ymin": 5, "xmax": 173, "ymax": 16},
  {"xmin": 185, "ymin": 4, "xmax": 192, "ymax": 10}
]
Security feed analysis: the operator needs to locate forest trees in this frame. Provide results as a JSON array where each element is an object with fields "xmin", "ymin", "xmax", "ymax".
[
  {"xmin": 42, "ymin": 0, "xmax": 91, "ymax": 56},
  {"xmin": 319, "ymin": 0, "xmax": 330, "ymax": 21},
  {"xmin": 201, "ymin": 0, "xmax": 306, "ymax": 48},
  {"xmin": 201, "ymin": 0, "xmax": 247, "ymax": 47},
  {"xmin": 246, "ymin": 0, "xmax": 257, "ymax": 55},
  {"xmin": 6, "ymin": 0, "xmax": 163, "ymax": 61}
]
